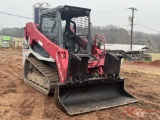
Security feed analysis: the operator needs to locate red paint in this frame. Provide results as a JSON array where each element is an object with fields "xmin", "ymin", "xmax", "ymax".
[{"xmin": 25, "ymin": 22, "xmax": 108, "ymax": 82}]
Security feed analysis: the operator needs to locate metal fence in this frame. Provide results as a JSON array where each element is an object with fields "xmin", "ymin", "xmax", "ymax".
[
  {"xmin": 0, "ymin": 41, "xmax": 23, "ymax": 49},
  {"xmin": 11, "ymin": 41, "xmax": 23, "ymax": 49}
]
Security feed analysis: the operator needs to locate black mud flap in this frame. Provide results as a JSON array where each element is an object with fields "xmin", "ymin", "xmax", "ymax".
[
  {"xmin": 54, "ymin": 80, "xmax": 138, "ymax": 115},
  {"xmin": 103, "ymin": 53, "xmax": 121, "ymax": 74},
  {"xmin": 67, "ymin": 52, "xmax": 89, "ymax": 79}
]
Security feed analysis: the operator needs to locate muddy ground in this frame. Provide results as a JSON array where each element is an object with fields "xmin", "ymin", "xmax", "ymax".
[{"xmin": 0, "ymin": 49, "xmax": 159, "ymax": 120}]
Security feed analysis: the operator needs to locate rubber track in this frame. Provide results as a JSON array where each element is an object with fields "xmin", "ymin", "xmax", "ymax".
[{"xmin": 25, "ymin": 57, "xmax": 58, "ymax": 95}]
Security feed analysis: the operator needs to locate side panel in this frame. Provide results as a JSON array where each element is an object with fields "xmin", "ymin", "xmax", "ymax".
[
  {"xmin": 24, "ymin": 23, "xmax": 68, "ymax": 82},
  {"xmin": 23, "ymin": 38, "xmax": 55, "ymax": 67}
]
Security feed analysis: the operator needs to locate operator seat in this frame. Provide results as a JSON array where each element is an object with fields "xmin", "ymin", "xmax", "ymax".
[{"xmin": 63, "ymin": 20, "xmax": 76, "ymax": 53}]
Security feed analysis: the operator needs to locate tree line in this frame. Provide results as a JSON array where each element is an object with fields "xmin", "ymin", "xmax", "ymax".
[
  {"xmin": 0, "ymin": 26, "xmax": 159, "ymax": 52},
  {"xmin": 92, "ymin": 25, "xmax": 160, "ymax": 52},
  {"xmin": 0, "ymin": 27, "xmax": 23, "ymax": 38}
]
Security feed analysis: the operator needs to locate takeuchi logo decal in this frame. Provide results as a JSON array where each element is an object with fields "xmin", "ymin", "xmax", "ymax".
[
  {"xmin": 121, "ymin": 107, "xmax": 159, "ymax": 118},
  {"xmin": 56, "ymin": 53, "xmax": 64, "ymax": 82}
]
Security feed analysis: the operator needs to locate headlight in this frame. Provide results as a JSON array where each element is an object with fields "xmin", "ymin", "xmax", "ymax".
[
  {"xmin": 85, "ymin": 10, "xmax": 90, "ymax": 14},
  {"xmin": 64, "ymin": 7, "xmax": 69, "ymax": 11}
]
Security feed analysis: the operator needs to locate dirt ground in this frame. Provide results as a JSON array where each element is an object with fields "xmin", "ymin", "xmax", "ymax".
[{"xmin": 0, "ymin": 49, "xmax": 159, "ymax": 120}]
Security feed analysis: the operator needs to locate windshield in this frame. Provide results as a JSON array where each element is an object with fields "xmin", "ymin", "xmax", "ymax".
[
  {"xmin": 61, "ymin": 20, "xmax": 66, "ymax": 33},
  {"xmin": 41, "ymin": 17, "xmax": 56, "ymax": 32}
]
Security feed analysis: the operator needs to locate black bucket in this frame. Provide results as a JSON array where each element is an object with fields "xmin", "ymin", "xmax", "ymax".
[{"xmin": 54, "ymin": 80, "xmax": 138, "ymax": 115}]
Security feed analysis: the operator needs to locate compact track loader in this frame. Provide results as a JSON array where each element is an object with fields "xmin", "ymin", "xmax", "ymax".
[{"xmin": 23, "ymin": 5, "xmax": 138, "ymax": 115}]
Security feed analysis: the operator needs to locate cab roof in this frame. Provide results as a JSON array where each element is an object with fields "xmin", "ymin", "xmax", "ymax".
[{"xmin": 41, "ymin": 5, "xmax": 91, "ymax": 16}]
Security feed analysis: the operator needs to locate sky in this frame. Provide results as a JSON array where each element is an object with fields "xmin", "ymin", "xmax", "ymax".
[{"xmin": 0, "ymin": 0, "xmax": 160, "ymax": 34}]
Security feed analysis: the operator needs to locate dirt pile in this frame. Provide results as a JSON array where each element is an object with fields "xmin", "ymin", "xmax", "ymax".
[
  {"xmin": 149, "ymin": 60, "xmax": 160, "ymax": 66},
  {"xmin": 129, "ymin": 61, "xmax": 148, "ymax": 65},
  {"xmin": 125, "ymin": 60, "xmax": 160, "ymax": 67}
]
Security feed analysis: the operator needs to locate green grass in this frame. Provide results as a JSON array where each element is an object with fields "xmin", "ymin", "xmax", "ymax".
[
  {"xmin": 12, "ymin": 37, "xmax": 23, "ymax": 42},
  {"xmin": 150, "ymin": 53, "xmax": 160, "ymax": 61}
]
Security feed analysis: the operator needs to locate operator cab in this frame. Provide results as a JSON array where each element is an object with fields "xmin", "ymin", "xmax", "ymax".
[{"xmin": 39, "ymin": 6, "xmax": 91, "ymax": 53}]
